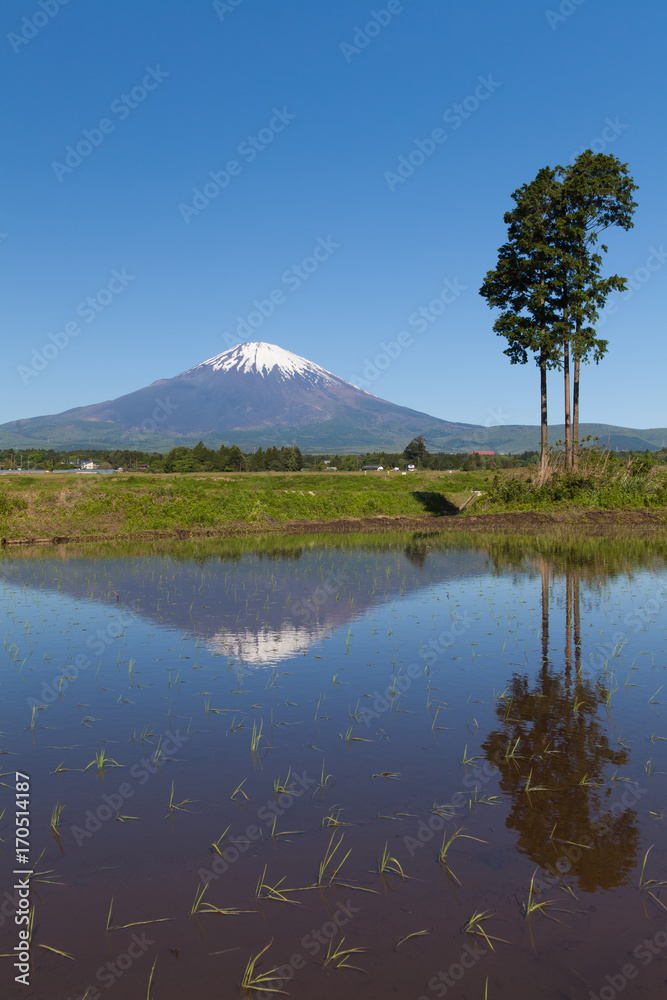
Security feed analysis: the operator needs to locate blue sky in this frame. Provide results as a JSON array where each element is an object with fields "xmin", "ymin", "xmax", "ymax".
[{"xmin": 2, "ymin": 0, "xmax": 665, "ymax": 435}]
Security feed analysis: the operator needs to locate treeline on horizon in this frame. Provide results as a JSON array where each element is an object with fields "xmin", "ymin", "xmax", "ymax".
[{"xmin": 2, "ymin": 439, "xmax": 665, "ymax": 474}]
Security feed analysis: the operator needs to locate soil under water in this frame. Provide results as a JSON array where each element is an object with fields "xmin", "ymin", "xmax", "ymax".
[{"xmin": 1, "ymin": 534, "xmax": 666, "ymax": 999}]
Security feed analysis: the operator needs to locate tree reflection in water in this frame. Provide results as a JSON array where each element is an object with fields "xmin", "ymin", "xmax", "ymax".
[{"xmin": 482, "ymin": 556, "xmax": 641, "ymax": 892}]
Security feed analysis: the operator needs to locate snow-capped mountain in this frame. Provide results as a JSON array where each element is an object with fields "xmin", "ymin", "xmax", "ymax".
[
  {"xmin": 2, "ymin": 342, "xmax": 663, "ymax": 452},
  {"xmin": 182, "ymin": 342, "xmax": 343, "ymax": 388},
  {"xmin": 0, "ymin": 342, "xmax": 478, "ymax": 451}
]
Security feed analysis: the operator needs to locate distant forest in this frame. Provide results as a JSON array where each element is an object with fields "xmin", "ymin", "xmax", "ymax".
[{"xmin": 2, "ymin": 438, "xmax": 664, "ymax": 474}]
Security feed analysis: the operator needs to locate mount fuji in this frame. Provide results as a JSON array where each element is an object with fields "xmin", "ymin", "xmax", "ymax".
[
  {"xmin": 0, "ymin": 342, "xmax": 480, "ymax": 452},
  {"xmin": 1, "ymin": 342, "xmax": 664, "ymax": 453}
]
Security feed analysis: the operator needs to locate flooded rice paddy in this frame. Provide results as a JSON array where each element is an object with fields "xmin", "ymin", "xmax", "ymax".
[{"xmin": 1, "ymin": 533, "xmax": 667, "ymax": 1000}]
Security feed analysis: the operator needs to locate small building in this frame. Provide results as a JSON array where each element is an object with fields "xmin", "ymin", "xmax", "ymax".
[
  {"xmin": 471, "ymin": 451, "xmax": 495, "ymax": 456},
  {"xmin": 361, "ymin": 465, "xmax": 383, "ymax": 471}
]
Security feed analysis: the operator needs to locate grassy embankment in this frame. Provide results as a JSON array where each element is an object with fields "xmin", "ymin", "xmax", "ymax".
[{"xmin": 0, "ymin": 465, "xmax": 666, "ymax": 541}]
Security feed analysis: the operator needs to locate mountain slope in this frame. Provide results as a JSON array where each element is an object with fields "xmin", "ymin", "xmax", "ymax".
[
  {"xmin": 0, "ymin": 342, "xmax": 664, "ymax": 453},
  {"xmin": 0, "ymin": 342, "xmax": 477, "ymax": 452}
]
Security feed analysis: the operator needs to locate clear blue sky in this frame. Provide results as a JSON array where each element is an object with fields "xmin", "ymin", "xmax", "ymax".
[{"xmin": 2, "ymin": 0, "xmax": 665, "ymax": 434}]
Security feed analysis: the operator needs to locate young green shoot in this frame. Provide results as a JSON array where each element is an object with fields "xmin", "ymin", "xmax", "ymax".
[
  {"xmin": 322, "ymin": 936, "xmax": 367, "ymax": 973},
  {"xmin": 462, "ymin": 910, "xmax": 509, "ymax": 951}
]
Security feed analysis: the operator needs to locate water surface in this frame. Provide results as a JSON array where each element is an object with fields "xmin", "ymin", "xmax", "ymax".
[{"xmin": 1, "ymin": 534, "xmax": 666, "ymax": 999}]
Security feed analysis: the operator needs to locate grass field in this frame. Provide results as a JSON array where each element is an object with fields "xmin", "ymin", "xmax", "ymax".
[{"xmin": 0, "ymin": 466, "xmax": 666, "ymax": 541}]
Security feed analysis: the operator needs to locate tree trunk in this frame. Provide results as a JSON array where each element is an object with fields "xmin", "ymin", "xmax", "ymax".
[
  {"xmin": 564, "ymin": 568, "xmax": 572, "ymax": 690},
  {"xmin": 572, "ymin": 319, "xmax": 580, "ymax": 471},
  {"xmin": 563, "ymin": 315, "xmax": 571, "ymax": 470},
  {"xmin": 539, "ymin": 346, "xmax": 548, "ymax": 484},
  {"xmin": 573, "ymin": 570, "xmax": 581, "ymax": 679},
  {"xmin": 540, "ymin": 557, "xmax": 549, "ymax": 674}
]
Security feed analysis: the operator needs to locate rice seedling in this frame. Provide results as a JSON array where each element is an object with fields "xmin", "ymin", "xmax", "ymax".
[
  {"xmin": 371, "ymin": 771, "xmax": 400, "ymax": 780},
  {"xmin": 250, "ymin": 719, "xmax": 269, "ymax": 756},
  {"xmin": 341, "ymin": 724, "xmax": 372, "ymax": 744},
  {"xmin": 227, "ymin": 715, "xmax": 246, "ymax": 736},
  {"xmin": 523, "ymin": 768, "xmax": 550, "ymax": 795},
  {"xmin": 467, "ymin": 786, "xmax": 502, "ymax": 808},
  {"xmin": 84, "ymin": 748, "xmax": 122, "ymax": 777},
  {"xmin": 146, "ymin": 956, "xmax": 157, "ymax": 1000},
  {"xmin": 322, "ymin": 936, "xmax": 367, "ymax": 973},
  {"xmin": 461, "ymin": 745, "xmax": 482, "ymax": 765},
  {"xmin": 105, "ymin": 897, "xmax": 174, "ymax": 932},
  {"xmin": 438, "ymin": 827, "xmax": 487, "ymax": 883},
  {"xmin": 395, "ymin": 929, "xmax": 430, "ymax": 950},
  {"xmin": 462, "ymin": 910, "xmax": 509, "ymax": 950},
  {"xmin": 313, "ymin": 759, "xmax": 336, "ymax": 795},
  {"xmin": 239, "ymin": 939, "xmax": 288, "ymax": 995},
  {"xmin": 323, "ymin": 808, "xmax": 351, "ymax": 828},
  {"xmin": 269, "ymin": 814, "xmax": 304, "ymax": 841},
  {"xmin": 231, "ymin": 779, "xmax": 249, "ymax": 803},
  {"xmin": 38, "ymin": 944, "xmax": 75, "ymax": 960},
  {"xmin": 50, "ymin": 802, "xmax": 65, "ymax": 834},
  {"xmin": 210, "ymin": 826, "xmax": 232, "ymax": 854},
  {"xmin": 638, "ymin": 846, "xmax": 667, "ymax": 909},
  {"xmin": 521, "ymin": 870, "xmax": 562, "ymax": 922},
  {"xmin": 190, "ymin": 882, "xmax": 255, "ymax": 916},
  {"xmin": 254, "ymin": 865, "xmax": 301, "ymax": 904},
  {"xmin": 375, "ymin": 841, "xmax": 407, "ymax": 879},
  {"xmin": 164, "ymin": 781, "xmax": 196, "ymax": 816},
  {"xmin": 273, "ymin": 768, "xmax": 294, "ymax": 795},
  {"xmin": 349, "ymin": 699, "xmax": 364, "ymax": 723},
  {"xmin": 316, "ymin": 832, "xmax": 352, "ymax": 887}
]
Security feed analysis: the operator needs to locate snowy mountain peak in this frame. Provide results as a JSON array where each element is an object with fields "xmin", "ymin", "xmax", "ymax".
[{"xmin": 182, "ymin": 342, "xmax": 344, "ymax": 386}]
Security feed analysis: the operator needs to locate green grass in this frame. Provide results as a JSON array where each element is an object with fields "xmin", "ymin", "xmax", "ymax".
[
  {"xmin": 0, "ymin": 469, "xmax": 485, "ymax": 539},
  {"xmin": 1, "ymin": 466, "xmax": 666, "ymax": 541}
]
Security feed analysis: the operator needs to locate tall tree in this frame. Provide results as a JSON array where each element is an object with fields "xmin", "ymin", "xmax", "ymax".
[
  {"xmin": 553, "ymin": 152, "xmax": 638, "ymax": 468},
  {"xmin": 479, "ymin": 167, "xmax": 562, "ymax": 481},
  {"xmin": 481, "ymin": 155, "xmax": 637, "ymax": 474}
]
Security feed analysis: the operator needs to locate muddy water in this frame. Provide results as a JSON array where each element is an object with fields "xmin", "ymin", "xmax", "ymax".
[{"xmin": 1, "ymin": 535, "xmax": 666, "ymax": 1000}]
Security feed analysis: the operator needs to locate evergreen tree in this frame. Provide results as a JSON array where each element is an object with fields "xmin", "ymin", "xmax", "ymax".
[{"xmin": 480, "ymin": 167, "xmax": 563, "ymax": 480}]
